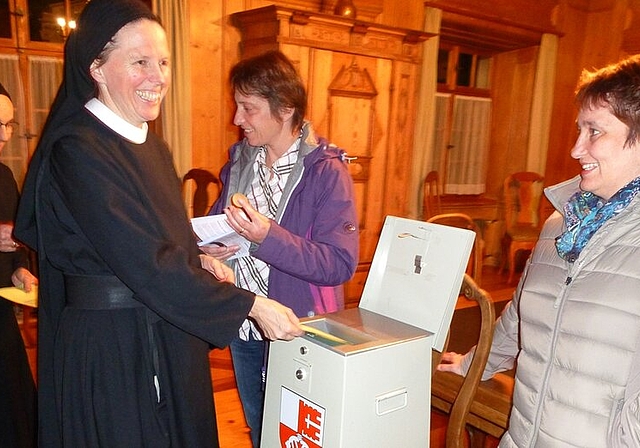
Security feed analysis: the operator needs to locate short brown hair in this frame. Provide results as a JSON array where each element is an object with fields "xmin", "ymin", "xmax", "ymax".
[
  {"xmin": 575, "ymin": 55, "xmax": 640, "ymax": 147},
  {"xmin": 230, "ymin": 50, "xmax": 307, "ymax": 133}
]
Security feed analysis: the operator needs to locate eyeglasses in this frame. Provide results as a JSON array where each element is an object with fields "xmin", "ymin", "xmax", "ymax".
[{"xmin": 0, "ymin": 120, "xmax": 18, "ymax": 134}]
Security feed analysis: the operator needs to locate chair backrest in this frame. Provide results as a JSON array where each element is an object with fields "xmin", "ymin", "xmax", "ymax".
[
  {"xmin": 182, "ymin": 168, "xmax": 220, "ymax": 218},
  {"xmin": 503, "ymin": 171, "xmax": 544, "ymax": 230},
  {"xmin": 444, "ymin": 274, "xmax": 496, "ymax": 448},
  {"xmin": 423, "ymin": 170, "xmax": 442, "ymax": 220},
  {"xmin": 427, "ymin": 213, "xmax": 482, "ymax": 284}
]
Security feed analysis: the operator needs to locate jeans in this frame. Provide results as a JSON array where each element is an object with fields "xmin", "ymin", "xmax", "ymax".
[{"xmin": 230, "ymin": 335, "xmax": 267, "ymax": 448}]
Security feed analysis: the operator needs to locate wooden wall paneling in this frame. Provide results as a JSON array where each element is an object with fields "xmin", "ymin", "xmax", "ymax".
[
  {"xmin": 301, "ymin": 47, "xmax": 331, "ymax": 135},
  {"xmin": 189, "ymin": 0, "xmax": 227, "ymax": 173},
  {"xmin": 359, "ymin": 56, "xmax": 391, "ymax": 261},
  {"xmin": 544, "ymin": 2, "xmax": 589, "ymax": 188},
  {"xmin": 378, "ymin": 0, "xmax": 424, "ymax": 30},
  {"xmin": 220, "ymin": 1, "xmax": 249, "ymax": 167},
  {"xmin": 423, "ymin": 0, "xmax": 558, "ymax": 36},
  {"xmin": 348, "ymin": 55, "xmax": 392, "ymax": 262},
  {"xmin": 384, "ymin": 60, "xmax": 422, "ymax": 218},
  {"xmin": 309, "ymin": 50, "xmax": 394, "ymax": 263},
  {"xmin": 301, "ymin": 49, "xmax": 381, "ymax": 254},
  {"xmin": 544, "ymin": 1, "xmax": 628, "ymax": 188},
  {"xmin": 622, "ymin": 2, "xmax": 640, "ymax": 55},
  {"xmin": 327, "ymin": 56, "xmax": 377, "ymax": 229},
  {"xmin": 277, "ymin": 0, "xmax": 385, "ymax": 23},
  {"xmin": 485, "ymin": 47, "xmax": 537, "ymax": 198}
]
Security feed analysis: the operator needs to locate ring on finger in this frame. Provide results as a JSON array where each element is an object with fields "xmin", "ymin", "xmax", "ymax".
[{"xmin": 239, "ymin": 228, "xmax": 245, "ymax": 234}]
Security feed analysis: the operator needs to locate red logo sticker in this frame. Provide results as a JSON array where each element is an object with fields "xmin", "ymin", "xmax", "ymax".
[{"xmin": 278, "ymin": 387, "xmax": 325, "ymax": 448}]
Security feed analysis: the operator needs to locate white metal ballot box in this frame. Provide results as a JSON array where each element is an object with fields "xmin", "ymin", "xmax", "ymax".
[{"xmin": 261, "ymin": 215, "xmax": 475, "ymax": 448}]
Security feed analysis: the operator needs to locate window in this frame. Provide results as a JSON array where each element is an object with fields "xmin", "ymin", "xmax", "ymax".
[
  {"xmin": 0, "ymin": 0, "xmax": 11, "ymax": 39},
  {"xmin": 437, "ymin": 46, "xmax": 492, "ymax": 90},
  {"xmin": 27, "ymin": 0, "xmax": 85, "ymax": 43},
  {"xmin": 432, "ymin": 46, "xmax": 492, "ymax": 194}
]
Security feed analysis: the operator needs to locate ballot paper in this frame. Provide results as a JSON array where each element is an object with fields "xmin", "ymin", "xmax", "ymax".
[
  {"xmin": 0, "ymin": 286, "xmax": 38, "ymax": 308},
  {"xmin": 190, "ymin": 214, "xmax": 251, "ymax": 260}
]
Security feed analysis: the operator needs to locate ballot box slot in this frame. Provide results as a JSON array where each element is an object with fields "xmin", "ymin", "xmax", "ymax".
[{"xmin": 300, "ymin": 317, "xmax": 375, "ymax": 347}]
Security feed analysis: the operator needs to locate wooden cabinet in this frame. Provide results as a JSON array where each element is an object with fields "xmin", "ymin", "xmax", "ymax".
[{"xmin": 232, "ymin": 5, "xmax": 432, "ymax": 305}]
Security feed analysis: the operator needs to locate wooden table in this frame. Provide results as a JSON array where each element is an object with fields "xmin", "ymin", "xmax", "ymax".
[
  {"xmin": 440, "ymin": 194, "xmax": 500, "ymax": 222},
  {"xmin": 440, "ymin": 195, "xmax": 503, "ymax": 267}
]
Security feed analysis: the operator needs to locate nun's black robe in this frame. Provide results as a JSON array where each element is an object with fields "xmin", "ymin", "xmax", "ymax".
[
  {"xmin": 19, "ymin": 110, "xmax": 253, "ymax": 447},
  {"xmin": 0, "ymin": 163, "xmax": 37, "ymax": 448}
]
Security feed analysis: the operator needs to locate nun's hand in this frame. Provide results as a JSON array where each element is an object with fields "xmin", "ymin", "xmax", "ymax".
[{"xmin": 199, "ymin": 254, "xmax": 235, "ymax": 284}]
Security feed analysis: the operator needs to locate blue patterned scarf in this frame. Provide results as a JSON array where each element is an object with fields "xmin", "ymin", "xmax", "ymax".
[{"xmin": 555, "ymin": 176, "xmax": 640, "ymax": 262}]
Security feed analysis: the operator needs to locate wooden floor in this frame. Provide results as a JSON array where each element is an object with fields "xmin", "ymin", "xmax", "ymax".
[{"xmin": 21, "ymin": 265, "xmax": 518, "ymax": 448}]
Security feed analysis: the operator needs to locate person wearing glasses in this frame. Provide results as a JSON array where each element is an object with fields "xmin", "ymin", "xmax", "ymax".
[{"xmin": 0, "ymin": 84, "xmax": 37, "ymax": 448}]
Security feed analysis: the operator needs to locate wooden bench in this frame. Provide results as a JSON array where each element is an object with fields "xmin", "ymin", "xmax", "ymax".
[{"xmin": 432, "ymin": 370, "xmax": 514, "ymax": 445}]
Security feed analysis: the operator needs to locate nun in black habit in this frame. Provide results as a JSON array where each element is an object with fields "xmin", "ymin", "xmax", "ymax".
[{"xmin": 14, "ymin": 1, "xmax": 302, "ymax": 446}]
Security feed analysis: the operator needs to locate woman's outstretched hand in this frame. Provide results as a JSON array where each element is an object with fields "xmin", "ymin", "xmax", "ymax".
[{"xmin": 436, "ymin": 351, "xmax": 464, "ymax": 376}]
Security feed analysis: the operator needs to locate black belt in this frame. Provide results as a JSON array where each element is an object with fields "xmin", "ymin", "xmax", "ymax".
[{"xmin": 64, "ymin": 274, "xmax": 142, "ymax": 310}]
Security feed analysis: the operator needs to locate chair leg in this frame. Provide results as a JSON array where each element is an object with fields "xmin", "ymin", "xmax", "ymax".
[
  {"xmin": 500, "ymin": 234, "xmax": 510, "ymax": 275},
  {"xmin": 474, "ymin": 243, "xmax": 484, "ymax": 286},
  {"xmin": 467, "ymin": 426, "xmax": 488, "ymax": 448},
  {"xmin": 508, "ymin": 246, "xmax": 516, "ymax": 285}
]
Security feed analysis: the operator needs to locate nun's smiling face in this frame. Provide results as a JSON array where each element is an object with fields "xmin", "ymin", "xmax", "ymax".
[{"xmin": 90, "ymin": 19, "xmax": 170, "ymax": 127}]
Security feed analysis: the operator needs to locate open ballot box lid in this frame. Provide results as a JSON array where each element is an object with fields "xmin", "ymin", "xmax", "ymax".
[{"xmin": 301, "ymin": 215, "xmax": 475, "ymax": 353}]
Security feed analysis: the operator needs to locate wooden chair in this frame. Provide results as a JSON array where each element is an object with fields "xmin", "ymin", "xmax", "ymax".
[
  {"xmin": 502, "ymin": 172, "xmax": 544, "ymax": 284},
  {"xmin": 423, "ymin": 170, "xmax": 442, "ymax": 220},
  {"xmin": 432, "ymin": 370, "xmax": 514, "ymax": 446},
  {"xmin": 431, "ymin": 273, "xmax": 496, "ymax": 447},
  {"xmin": 182, "ymin": 168, "xmax": 220, "ymax": 218},
  {"xmin": 428, "ymin": 213, "xmax": 484, "ymax": 286}
]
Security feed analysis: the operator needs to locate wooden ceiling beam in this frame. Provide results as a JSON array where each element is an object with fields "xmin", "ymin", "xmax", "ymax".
[{"xmin": 425, "ymin": 1, "xmax": 562, "ymax": 54}]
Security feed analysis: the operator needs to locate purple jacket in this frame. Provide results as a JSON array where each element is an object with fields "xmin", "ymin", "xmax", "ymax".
[{"xmin": 210, "ymin": 122, "xmax": 359, "ymax": 317}]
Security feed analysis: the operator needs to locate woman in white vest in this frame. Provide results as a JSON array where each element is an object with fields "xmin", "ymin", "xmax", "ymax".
[{"xmin": 439, "ymin": 55, "xmax": 640, "ymax": 447}]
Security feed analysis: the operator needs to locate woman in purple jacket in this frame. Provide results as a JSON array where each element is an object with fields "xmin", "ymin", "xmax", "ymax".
[{"xmin": 203, "ymin": 50, "xmax": 359, "ymax": 447}]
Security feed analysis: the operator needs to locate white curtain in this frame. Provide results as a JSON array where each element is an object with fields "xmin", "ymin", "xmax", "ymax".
[
  {"xmin": 0, "ymin": 55, "xmax": 27, "ymax": 187},
  {"xmin": 153, "ymin": 0, "xmax": 192, "ymax": 178},
  {"xmin": 0, "ymin": 54, "xmax": 62, "ymax": 188},
  {"xmin": 410, "ymin": 7, "xmax": 441, "ymax": 218},
  {"xmin": 526, "ymin": 33, "xmax": 558, "ymax": 174},
  {"xmin": 431, "ymin": 93, "xmax": 450, "ymax": 189},
  {"xmin": 29, "ymin": 55, "xmax": 63, "ymax": 141},
  {"xmin": 445, "ymin": 96, "xmax": 492, "ymax": 194}
]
